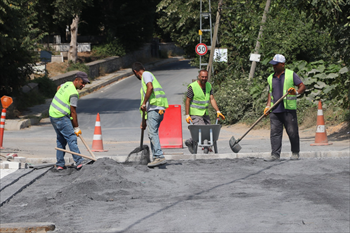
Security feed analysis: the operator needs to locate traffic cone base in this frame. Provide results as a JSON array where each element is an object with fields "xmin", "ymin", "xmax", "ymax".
[
  {"xmin": 92, "ymin": 113, "xmax": 108, "ymax": 152},
  {"xmin": 310, "ymin": 100, "xmax": 332, "ymax": 146}
]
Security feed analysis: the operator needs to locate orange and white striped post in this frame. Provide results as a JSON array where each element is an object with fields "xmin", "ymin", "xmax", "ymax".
[
  {"xmin": 0, "ymin": 109, "xmax": 6, "ymax": 149},
  {"xmin": 0, "ymin": 96, "xmax": 13, "ymax": 149},
  {"xmin": 310, "ymin": 100, "xmax": 332, "ymax": 146},
  {"xmin": 92, "ymin": 113, "xmax": 108, "ymax": 152}
]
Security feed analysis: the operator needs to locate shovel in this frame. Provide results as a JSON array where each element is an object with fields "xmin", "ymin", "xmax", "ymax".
[
  {"xmin": 125, "ymin": 111, "xmax": 150, "ymax": 165},
  {"xmin": 229, "ymin": 90, "xmax": 292, "ymax": 153}
]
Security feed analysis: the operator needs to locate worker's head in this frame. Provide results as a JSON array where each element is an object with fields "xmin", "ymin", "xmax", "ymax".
[
  {"xmin": 132, "ymin": 62, "xmax": 145, "ymax": 80},
  {"xmin": 269, "ymin": 54, "xmax": 285, "ymax": 74},
  {"xmin": 198, "ymin": 70, "xmax": 208, "ymax": 86},
  {"xmin": 74, "ymin": 71, "xmax": 90, "ymax": 90}
]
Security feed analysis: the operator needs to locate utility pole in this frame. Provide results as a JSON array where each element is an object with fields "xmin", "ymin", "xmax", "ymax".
[
  {"xmin": 248, "ymin": 0, "xmax": 271, "ymax": 79},
  {"xmin": 207, "ymin": 0, "xmax": 223, "ymax": 82},
  {"xmin": 199, "ymin": 0, "xmax": 212, "ymax": 70}
]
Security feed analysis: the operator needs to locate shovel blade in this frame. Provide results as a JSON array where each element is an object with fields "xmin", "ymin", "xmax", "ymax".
[{"xmin": 229, "ymin": 136, "xmax": 241, "ymax": 153}]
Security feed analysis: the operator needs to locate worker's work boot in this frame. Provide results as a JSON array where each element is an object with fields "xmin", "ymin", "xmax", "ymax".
[
  {"xmin": 185, "ymin": 139, "xmax": 195, "ymax": 154},
  {"xmin": 147, "ymin": 158, "xmax": 167, "ymax": 167},
  {"xmin": 264, "ymin": 154, "xmax": 280, "ymax": 162},
  {"xmin": 290, "ymin": 153, "xmax": 300, "ymax": 160}
]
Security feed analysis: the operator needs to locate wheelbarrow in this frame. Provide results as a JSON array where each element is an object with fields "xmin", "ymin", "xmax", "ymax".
[{"xmin": 188, "ymin": 119, "xmax": 222, "ymax": 154}]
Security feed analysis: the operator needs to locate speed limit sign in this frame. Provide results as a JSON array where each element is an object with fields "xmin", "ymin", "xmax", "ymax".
[{"xmin": 195, "ymin": 43, "xmax": 208, "ymax": 56}]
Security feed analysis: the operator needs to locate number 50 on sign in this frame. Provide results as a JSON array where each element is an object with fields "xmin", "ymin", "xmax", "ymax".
[{"xmin": 195, "ymin": 43, "xmax": 208, "ymax": 56}]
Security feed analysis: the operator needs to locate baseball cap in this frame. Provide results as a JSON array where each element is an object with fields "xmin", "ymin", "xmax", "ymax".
[
  {"xmin": 269, "ymin": 54, "xmax": 286, "ymax": 65},
  {"xmin": 76, "ymin": 71, "xmax": 90, "ymax": 84}
]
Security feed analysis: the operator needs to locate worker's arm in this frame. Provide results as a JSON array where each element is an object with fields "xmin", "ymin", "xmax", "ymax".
[
  {"xmin": 266, "ymin": 93, "xmax": 271, "ymax": 107},
  {"xmin": 185, "ymin": 97, "xmax": 193, "ymax": 124},
  {"xmin": 297, "ymin": 82, "xmax": 306, "ymax": 95},
  {"xmin": 210, "ymin": 95, "xmax": 225, "ymax": 120},
  {"xmin": 70, "ymin": 106, "xmax": 78, "ymax": 128},
  {"xmin": 210, "ymin": 95, "xmax": 220, "ymax": 112},
  {"xmin": 185, "ymin": 97, "xmax": 191, "ymax": 115},
  {"xmin": 141, "ymin": 82, "xmax": 153, "ymax": 112},
  {"xmin": 264, "ymin": 93, "xmax": 272, "ymax": 116}
]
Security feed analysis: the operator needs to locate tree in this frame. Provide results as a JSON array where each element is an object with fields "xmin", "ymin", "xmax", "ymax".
[
  {"xmin": 50, "ymin": 0, "xmax": 93, "ymax": 63},
  {"xmin": 79, "ymin": 0, "xmax": 161, "ymax": 53},
  {"xmin": 0, "ymin": 0, "xmax": 45, "ymax": 96}
]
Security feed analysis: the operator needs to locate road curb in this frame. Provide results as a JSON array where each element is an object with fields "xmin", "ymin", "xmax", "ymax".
[
  {"xmin": 21, "ymin": 151, "xmax": 350, "ymax": 165},
  {"xmin": 0, "ymin": 222, "xmax": 55, "ymax": 232}
]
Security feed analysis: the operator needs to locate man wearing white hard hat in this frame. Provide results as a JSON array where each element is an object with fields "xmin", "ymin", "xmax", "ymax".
[{"xmin": 263, "ymin": 54, "xmax": 306, "ymax": 161}]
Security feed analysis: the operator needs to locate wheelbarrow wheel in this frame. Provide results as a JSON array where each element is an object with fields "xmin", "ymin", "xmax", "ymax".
[{"xmin": 203, "ymin": 140, "xmax": 209, "ymax": 154}]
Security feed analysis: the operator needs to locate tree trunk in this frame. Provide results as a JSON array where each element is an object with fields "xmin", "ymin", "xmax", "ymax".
[{"xmin": 68, "ymin": 15, "xmax": 79, "ymax": 63}]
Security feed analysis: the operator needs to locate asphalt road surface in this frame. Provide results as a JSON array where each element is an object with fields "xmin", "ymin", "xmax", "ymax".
[
  {"xmin": 0, "ymin": 157, "xmax": 349, "ymax": 232},
  {"xmin": 0, "ymin": 60, "xmax": 349, "ymax": 232}
]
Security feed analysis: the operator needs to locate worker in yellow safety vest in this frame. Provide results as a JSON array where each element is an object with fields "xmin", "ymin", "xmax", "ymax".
[
  {"xmin": 132, "ymin": 62, "xmax": 168, "ymax": 167},
  {"xmin": 185, "ymin": 70, "xmax": 225, "ymax": 154},
  {"xmin": 263, "ymin": 54, "xmax": 306, "ymax": 162},
  {"xmin": 49, "ymin": 71, "xmax": 90, "ymax": 170}
]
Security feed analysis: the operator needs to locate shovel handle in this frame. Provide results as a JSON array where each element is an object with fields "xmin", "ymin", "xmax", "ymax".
[
  {"xmin": 78, "ymin": 134, "xmax": 96, "ymax": 158},
  {"xmin": 237, "ymin": 91, "xmax": 291, "ymax": 142},
  {"xmin": 140, "ymin": 111, "xmax": 146, "ymax": 148}
]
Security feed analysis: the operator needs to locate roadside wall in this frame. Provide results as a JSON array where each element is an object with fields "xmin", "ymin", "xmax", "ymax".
[
  {"xmin": 50, "ymin": 43, "xmax": 151, "ymax": 86},
  {"xmin": 49, "ymin": 42, "xmax": 182, "ymax": 86}
]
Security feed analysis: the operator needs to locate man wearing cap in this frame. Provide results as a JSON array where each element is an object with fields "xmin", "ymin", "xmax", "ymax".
[
  {"xmin": 264, "ymin": 54, "xmax": 306, "ymax": 161},
  {"xmin": 49, "ymin": 71, "xmax": 90, "ymax": 170},
  {"xmin": 132, "ymin": 62, "xmax": 169, "ymax": 167},
  {"xmin": 184, "ymin": 69, "xmax": 225, "ymax": 154}
]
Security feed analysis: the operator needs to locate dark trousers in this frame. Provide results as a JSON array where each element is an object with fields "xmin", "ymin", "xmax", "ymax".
[{"xmin": 270, "ymin": 111, "xmax": 300, "ymax": 156}]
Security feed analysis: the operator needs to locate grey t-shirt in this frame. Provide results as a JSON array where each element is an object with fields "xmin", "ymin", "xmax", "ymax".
[{"xmin": 142, "ymin": 71, "xmax": 165, "ymax": 112}]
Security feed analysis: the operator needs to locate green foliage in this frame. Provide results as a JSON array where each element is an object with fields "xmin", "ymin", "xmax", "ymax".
[
  {"xmin": 157, "ymin": 0, "xmax": 349, "ymax": 125},
  {"xmin": 92, "ymin": 39, "xmax": 126, "ymax": 57},
  {"xmin": 80, "ymin": 0, "xmax": 160, "ymax": 52},
  {"xmin": 0, "ymin": 0, "xmax": 45, "ymax": 96},
  {"xmin": 15, "ymin": 90, "xmax": 46, "ymax": 112},
  {"xmin": 157, "ymin": 0, "xmax": 202, "ymax": 56},
  {"xmin": 66, "ymin": 61, "xmax": 89, "ymax": 74},
  {"xmin": 30, "ymin": 76, "xmax": 57, "ymax": 98},
  {"xmin": 288, "ymin": 60, "xmax": 350, "ymax": 109}
]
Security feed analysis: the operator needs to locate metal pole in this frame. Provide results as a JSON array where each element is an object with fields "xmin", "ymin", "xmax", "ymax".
[
  {"xmin": 248, "ymin": 0, "xmax": 271, "ymax": 79},
  {"xmin": 207, "ymin": 0, "xmax": 223, "ymax": 82}
]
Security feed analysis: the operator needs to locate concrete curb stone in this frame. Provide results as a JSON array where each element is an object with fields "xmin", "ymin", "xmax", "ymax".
[
  {"xmin": 0, "ymin": 222, "xmax": 55, "ymax": 233},
  {"xmin": 21, "ymin": 151, "xmax": 350, "ymax": 165}
]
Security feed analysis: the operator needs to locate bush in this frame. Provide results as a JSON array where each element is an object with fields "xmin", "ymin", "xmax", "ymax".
[
  {"xmin": 92, "ymin": 39, "xmax": 126, "ymax": 58},
  {"xmin": 30, "ymin": 76, "xmax": 57, "ymax": 98},
  {"xmin": 66, "ymin": 61, "xmax": 90, "ymax": 75}
]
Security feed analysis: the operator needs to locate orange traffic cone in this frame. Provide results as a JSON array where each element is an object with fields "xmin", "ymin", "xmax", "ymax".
[
  {"xmin": 310, "ymin": 100, "xmax": 332, "ymax": 146},
  {"xmin": 92, "ymin": 113, "xmax": 108, "ymax": 152}
]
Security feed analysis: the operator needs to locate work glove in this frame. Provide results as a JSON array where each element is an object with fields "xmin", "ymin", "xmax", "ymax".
[
  {"xmin": 288, "ymin": 87, "xmax": 298, "ymax": 95},
  {"xmin": 186, "ymin": 115, "xmax": 193, "ymax": 124},
  {"xmin": 74, "ymin": 127, "xmax": 82, "ymax": 136},
  {"xmin": 264, "ymin": 106, "xmax": 270, "ymax": 116},
  {"xmin": 217, "ymin": 111, "xmax": 225, "ymax": 120}
]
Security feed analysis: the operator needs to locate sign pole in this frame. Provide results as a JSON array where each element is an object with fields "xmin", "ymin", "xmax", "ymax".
[{"xmin": 207, "ymin": 0, "xmax": 223, "ymax": 82}]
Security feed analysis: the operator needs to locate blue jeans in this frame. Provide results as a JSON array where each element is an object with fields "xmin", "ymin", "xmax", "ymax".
[
  {"xmin": 147, "ymin": 110, "xmax": 164, "ymax": 159},
  {"xmin": 50, "ymin": 116, "xmax": 83, "ymax": 167}
]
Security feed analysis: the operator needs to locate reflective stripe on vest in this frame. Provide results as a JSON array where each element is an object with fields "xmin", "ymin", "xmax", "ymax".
[
  {"xmin": 189, "ymin": 81, "xmax": 211, "ymax": 115},
  {"xmin": 49, "ymin": 82, "xmax": 79, "ymax": 118},
  {"xmin": 140, "ymin": 72, "xmax": 169, "ymax": 119},
  {"xmin": 267, "ymin": 69, "xmax": 296, "ymax": 110}
]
